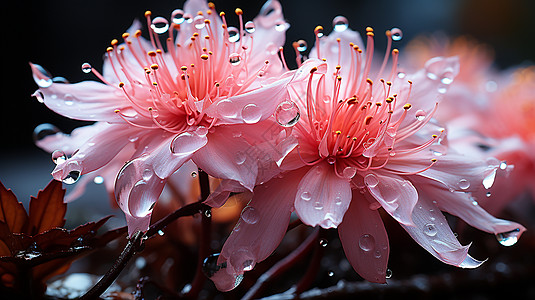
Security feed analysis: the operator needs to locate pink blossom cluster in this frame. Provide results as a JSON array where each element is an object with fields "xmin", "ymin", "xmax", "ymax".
[{"xmin": 31, "ymin": 0, "xmax": 529, "ymax": 291}]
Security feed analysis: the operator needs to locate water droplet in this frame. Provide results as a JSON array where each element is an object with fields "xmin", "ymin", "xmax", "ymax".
[
  {"xmin": 424, "ymin": 223, "xmax": 437, "ymax": 237},
  {"xmin": 319, "ymin": 238, "xmax": 328, "ymax": 247},
  {"xmin": 234, "ymin": 151, "xmax": 246, "ymax": 165},
  {"xmin": 486, "ymin": 192, "xmax": 492, "ymax": 197},
  {"xmin": 485, "ymin": 80, "xmax": 498, "ymax": 92},
  {"xmin": 171, "ymin": 9, "xmax": 185, "ymax": 24},
  {"xmin": 364, "ymin": 174, "xmax": 379, "ymax": 188},
  {"xmin": 275, "ymin": 20, "xmax": 288, "ymax": 32},
  {"xmin": 32, "ymin": 90, "xmax": 45, "ymax": 103},
  {"xmin": 335, "ymin": 196, "xmax": 343, "ymax": 206},
  {"xmin": 275, "ymin": 100, "xmax": 300, "ymax": 127},
  {"xmin": 440, "ymin": 72, "xmax": 454, "ymax": 85},
  {"xmin": 458, "ymin": 179, "xmax": 470, "ymax": 190},
  {"xmin": 313, "ymin": 201, "xmax": 323, "ymax": 210},
  {"xmin": 64, "ymin": 94, "xmax": 75, "ymax": 106},
  {"xmin": 245, "ymin": 21, "xmax": 256, "ymax": 33},
  {"xmin": 204, "ymin": 208, "xmax": 212, "ymax": 218},
  {"xmin": 32, "ymin": 64, "xmax": 53, "ymax": 88},
  {"xmin": 93, "ymin": 176, "xmax": 104, "ymax": 184},
  {"xmin": 63, "ymin": 170, "xmax": 81, "ymax": 185},
  {"xmin": 483, "ymin": 169, "xmax": 497, "ymax": 189},
  {"xmin": 142, "ymin": 168, "xmax": 153, "ymax": 181},
  {"xmin": 374, "ymin": 250, "xmax": 382, "ymax": 258},
  {"xmin": 342, "ymin": 166, "xmax": 357, "ymax": 179},
  {"xmin": 327, "ymin": 157, "xmax": 336, "ymax": 165},
  {"xmin": 240, "ymin": 206, "xmax": 258, "ymax": 224},
  {"xmin": 499, "ymin": 161, "xmax": 507, "ymax": 170},
  {"xmin": 191, "ymin": 171, "xmax": 197, "ymax": 177},
  {"xmin": 157, "ymin": 230, "xmax": 165, "ymax": 236},
  {"xmin": 415, "ymin": 110, "xmax": 426, "ymax": 121},
  {"xmin": 170, "ymin": 131, "xmax": 206, "ymax": 154},
  {"xmin": 202, "ymin": 253, "xmax": 222, "ymax": 278},
  {"xmin": 227, "ymin": 27, "xmax": 240, "ymax": 43},
  {"xmin": 33, "ymin": 123, "xmax": 61, "ymax": 143},
  {"xmin": 495, "ymin": 228, "xmax": 521, "ymax": 246},
  {"xmin": 151, "ymin": 17, "xmax": 170, "ymax": 34},
  {"xmin": 390, "ymin": 28, "xmax": 403, "ymax": 41},
  {"xmin": 315, "ymin": 26, "xmax": 324, "ymax": 38},
  {"xmin": 241, "ymin": 103, "xmax": 262, "ymax": 124},
  {"xmin": 327, "ymin": 270, "xmax": 335, "ymax": 277},
  {"xmin": 358, "ymin": 234, "xmax": 375, "ymax": 252},
  {"xmin": 229, "ymin": 53, "xmax": 242, "ymax": 66},
  {"xmin": 81, "ymin": 62, "xmax": 92, "ymax": 74},
  {"xmin": 216, "ymin": 99, "xmax": 238, "ymax": 118},
  {"xmin": 300, "ymin": 191, "xmax": 312, "ymax": 201},
  {"xmin": 385, "ymin": 268, "xmax": 392, "ymax": 278},
  {"xmin": 51, "ymin": 150, "xmax": 67, "ymax": 164},
  {"xmin": 397, "ymin": 72, "xmax": 406, "ymax": 79},
  {"xmin": 296, "ymin": 40, "xmax": 307, "ymax": 52},
  {"xmin": 332, "ymin": 16, "xmax": 349, "ymax": 32},
  {"xmin": 193, "ymin": 15, "xmax": 205, "ymax": 29}
]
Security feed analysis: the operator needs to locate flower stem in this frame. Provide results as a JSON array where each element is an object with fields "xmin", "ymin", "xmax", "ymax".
[
  {"xmin": 294, "ymin": 228, "xmax": 326, "ymax": 295},
  {"xmin": 242, "ymin": 228, "xmax": 320, "ymax": 300}
]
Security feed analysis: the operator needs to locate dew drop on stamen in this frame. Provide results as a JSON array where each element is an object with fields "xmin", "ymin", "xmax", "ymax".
[
  {"xmin": 241, "ymin": 104, "xmax": 262, "ymax": 124},
  {"xmin": 332, "ymin": 16, "xmax": 349, "ymax": 32},
  {"xmin": 415, "ymin": 110, "xmax": 426, "ymax": 121},
  {"xmin": 245, "ymin": 21, "xmax": 256, "ymax": 33},
  {"xmin": 358, "ymin": 234, "xmax": 375, "ymax": 252},
  {"xmin": 51, "ymin": 150, "xmax": 67, "ymax": 165},
  {"xmin": 275, "ymin": 100, "xmax": 300, "ymax": 127},
  {"xmin": 171, "ymin": 9, "xmax": 185, "ymax": 24},
  {"xmin": 193, "ymin": 15, "xmax": 205, "ymax": 29},
  {"xmin": 296, "ymin": 40, "xmax": 307, "ymax": 52},
  {"xmin": 227, "ymin": 27, "xmax": 240, "ymax": 43},
  {"xmin": 81, "ymin": 62, "xmax": 92, "ymax": 74},
  {"xmin": 390, "ymin": 28, "xmax": 403, "ymax": 41},
  {"xmin": 229, "ymin": 53, "xmax": 242, "ymax": 66},
  {"xmin": 151, "ymin": 17, "xmax": 170, "ymax": 34}
]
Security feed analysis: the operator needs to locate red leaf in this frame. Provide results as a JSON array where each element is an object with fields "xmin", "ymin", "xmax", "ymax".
[
  {"xmin": 27, "ymin": 180, "xmax": 66, "ymax": 235},
  {"xmin": 0, "ymin": 181, "xmax": 28, "ymax": 233}
]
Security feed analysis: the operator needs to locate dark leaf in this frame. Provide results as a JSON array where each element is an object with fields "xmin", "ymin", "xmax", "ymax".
[
  {"xmin": 27, "ymin": 180, "xmax": 66, "ymax": 235},
  {"xmin": 0, "ymin": 181, "xmax": 28, "ymax": 233}
]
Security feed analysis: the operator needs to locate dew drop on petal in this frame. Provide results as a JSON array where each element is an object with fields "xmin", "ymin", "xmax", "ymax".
[
  {"xmin": 234, "ymin": 151, "xmax": 246, "ymax": 165},
  {"xmin": 300, "ymin": 191, "xmax": 312, "ymax": 201},
  {"xmin": 241, "ymin": 104, "xmax": 262, "ymax": 124},
  {"xmin": 142, "ymin": 168, "xmax": 153, "ymax": 181},
  {"xmin": 33, "ymin": 64, "xmax": 53, "ymax": 88},
  {"xmin": 397, "ymin": 72, "xmax": 406, "ymax": 79},
  {"xmin": 275, "ymin": 20, "xmax": 289, "ymax": 32},
  {"xmin": 32, "ymin": 90, "xmax": 45, "ymax": 103},
  {"xmin": 151, "ymin": 17, "xmax": 170, "ymax": 34},
  {"xmin": 358, "ymin": 234, "xmax": 375, "ymax": 252},
  {"xmin": 170, "ymin": 132, "xmax": 205, "ymax": 155},
  {"xmin": 51, "ymin": 150, "xmax": 67, "ymax": 164},
  {"xmin": 63, "ymin": 170, "xmax": 81, "ymax": 185},
  {"xmin": 364, "ymin": 174, "xmax": 379, "ymax": 188},
  {"xmin": 191, "ymin": 171, "xmax": 197, "ymax": 178},
  {"xmin": 171, "ymin": 9, "xmax": 185, "ymax": 24},
  {"xmin": 216, "ymin": 99, "xmax": 238, "ymax": 118},
  {"xmin": 499, "ymin": 161, "xmax": 507, "ymax": 170},
  {"xmin": 327, "ymin": 157, "xmax": 336, "ymax": 165},
  {"xmin": 93, "ymin": 176, "xmax": 104, "ymax": 184},
  {"xmin": 385, "ymin": 268, "xmax": 393, "ymax": 279},
  {"xmin": 313, "ymin": 201, "xmax": 323, "ymax": 210},
  {"xmin": 482, "ymin": 169, "xmax": 497, "ymax": 189},
  {"xmin": 275, "ymin": 100, "xmax": 300, "ymax": 127},
  {"xmin": 244, "ymin": 21, "xmax": 255, "ymax": 33},
  {"xmin": 240, "ymin": 206, "xmax": 259, "ymax": 224},
  {"xmin": 332, "ymin": 16, "xmax": 349, "ymax": 32},
  {"xmin": 390, "ymin": 28, "xmax": 403, "ymax": 41},
  {"xmin": 374, "ymin": 250, "xmax": 382, "ymax": 258},
  {"xmin": 458, "ymin": 179, "xmax": 470, "ymax": 190},
  {"xmin": 227, "ymin": 27, "xmax": 240, "ymax": 43},
  {"xmin": 495, "ymin": 228, "xmax": 521, "ymax": 246},
  {"xmin": 423, "ymin": 223, "xmax": 437, "ymax": 237}
]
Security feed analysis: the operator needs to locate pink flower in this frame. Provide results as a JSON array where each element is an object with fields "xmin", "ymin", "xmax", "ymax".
[
  {"xmin": 31, "ymin": 0, "xmax": 292, "ymax": 236},
  {"xmin": 209, "ymin": 23, "xmax": 526, "ymax": 290}
]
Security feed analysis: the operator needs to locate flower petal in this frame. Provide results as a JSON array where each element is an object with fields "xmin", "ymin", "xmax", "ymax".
[
  {"xmin": 30, "ymin": 63, "xmax": 130, "ymax": 122},
  {"xmin": 338, "ymin": 191, "xmax": 390, "ymax": 283},
  {"xmin": 294, "ymin": 162, "xmax": 351, "ymax": 228},
  {"xmin": 210, "ymin": 168, "xmax": 305, "ymax": 291},
  {"xmin": 364, "ymin": 172, "xmax": 418, "ymax": 225},
  {"xmin": 400, "ymin": 197, "xmax": 484, "ymax": 268}
]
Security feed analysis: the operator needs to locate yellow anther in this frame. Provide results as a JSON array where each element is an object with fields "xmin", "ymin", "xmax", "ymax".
[
  {"xmin": 403, "ymin": 103, "xmax": 412, "ymax": 110},
  {"xmin": 111, "ymin": 39, "xmax": 119, "ymax": 46},
  {"xmin": 335, "ymin": 130, "xmax": 342, "ymax": 135},
  {"xmin": 134, "ymin": 30, "xmax": 142, "ymax": 37},
  {"xmin": 144, "ymin": 11, "xmax": 152, "ymax": 17},
  {"xmin": 122, "ymin": 33, "xmax": 130, "ymax": 39},
  {"xmin": 235, "ymin": 8, "xmax": 243, "ymax": 15},
  {"xmin": 118, "ymin": 82, "xmax": 125, "ymax": 88},
  {"xmin": 366, "ymin": 27, "xmax": 374, "ymax": 32},
  {"xmin": 219, "ymin": 11, "xmax": 225, "ymax": 17},
  {"xmin": 147, "ymin": 51, "xmax": 157, "ymax": 57},
  {"xmin": 150, "ymin": 64, "xmax": 159, "ymax": 70},
  {"xmin": 366, "ymin": 78, "xmax": 373, "ymax": 85},
  {"xmin": 432, "ymin": 134, "xmax": 438, "ymax": 138},
  {"xmin": 181, "ymin": 66, "xmax": 188, "ymax": 71},
  {"xmin": 310, "ymin": 66, "xmax": 318, "ymax": 73},
  {"xmin": 201, "ymin": 54, "xmax": 209, "ymax": 60},
  {"xmin": 106, "ymin": 47, "xmax": 113, "ymax": 52},
  {"xmin": 365, "ymin": 116, "xmax": 373, "ymax": 125}
]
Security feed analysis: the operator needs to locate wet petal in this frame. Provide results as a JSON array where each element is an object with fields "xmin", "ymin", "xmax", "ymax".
[
  {"xmin": 211, "ymin": 169, "xmax": 305, "ymax": 291},
  {"xmin": 294, "ymin": 162, "xmax": 351, "ymax": 228},
  {"xmin": 338, "ymin": 192, "xmax": 390, "ymax": 283},
  {"xmin": 364, "ymin": 172, "xmax": 417, "ymax": 225}
]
